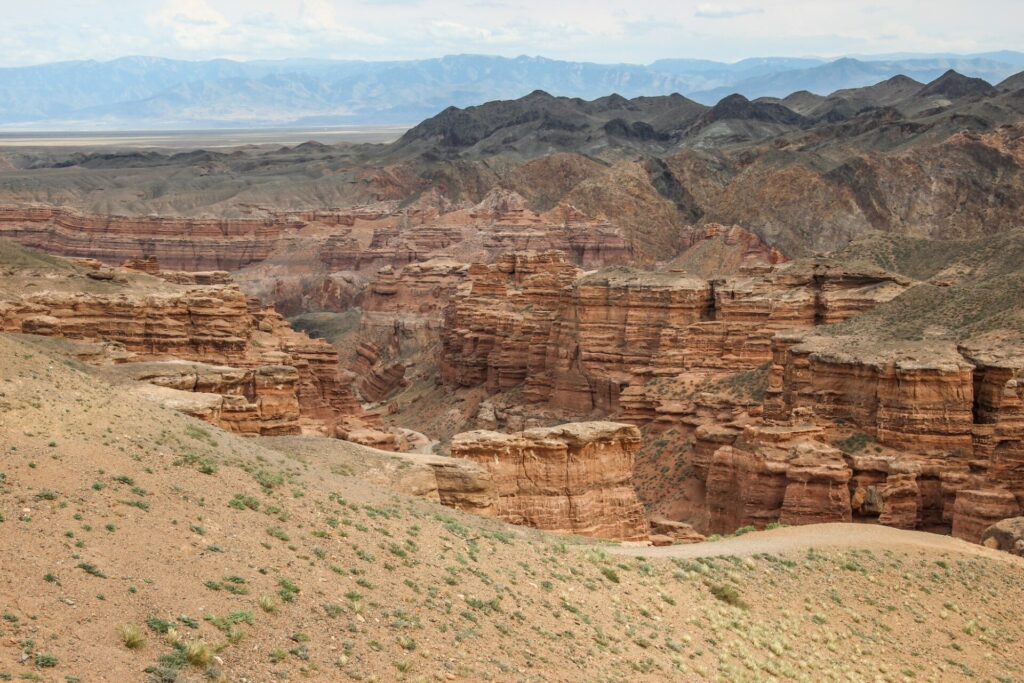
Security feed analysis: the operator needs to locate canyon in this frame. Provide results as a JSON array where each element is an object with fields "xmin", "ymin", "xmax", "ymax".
[
  {"xmin": 0, "ymin": 70, "xmax": 1022, "ymax": 553},
  {"xmin": 0, "ymin": 244, "xmax": 398, "ymax": 449},
  {"xmin": 4, "ymin": 29, "xmax": 1024, "ymax": 681}
]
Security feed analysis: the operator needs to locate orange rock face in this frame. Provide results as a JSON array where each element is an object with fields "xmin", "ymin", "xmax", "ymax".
[
  {"xmin": 952, "ymin": 490, "xmax": 1021, "ymax": 544},
  {"xmin": 435, "ymin": 248, "xmax": 1024, "ymax": 543},
  {"xmin": 709, "ymin": 334, "xmax": 1024, "ymax": 541},
  {"xmin": 440, "ymin": 251, "xmax": 580, "ymax": 392},
  {"xmin": 0, "ymin": 205, "xmax": 297, "ymax": 271},
  {"xmin": 704, "ymin": 425, "xmax": 852, "ymax": 534},
  {"xmin": 444, "ymin": 422, "xmax": 649, "ymax": 541},
  {"xmin": 0, "ymin": 250, "xmax": 390, "ymax": 445},
  {"xmin": 766, "ymin": 337, "xmax": 977, "ymax": 454},
  {"xmin": 441, "ymin": 257, "xmax": 907, "ymax": 415},
  {"xmin": 128, "ymin": 362, "xmax": 302, "ymax": 436}
]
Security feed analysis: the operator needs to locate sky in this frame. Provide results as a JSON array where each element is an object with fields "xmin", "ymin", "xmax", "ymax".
[{"xmin": 0, "ymin": 0, "xmax": 1021, "ymax": 67}]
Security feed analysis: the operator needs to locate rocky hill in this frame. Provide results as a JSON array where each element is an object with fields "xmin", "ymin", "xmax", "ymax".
[{"xmin": 2, "ymin": 69, "xmax": 1023, "ymax": 264}]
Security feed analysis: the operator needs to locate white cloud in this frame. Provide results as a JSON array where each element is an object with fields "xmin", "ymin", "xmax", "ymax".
[
  {"xmin": 150, "ymin": 0, "xmax": 230, "ymax": 51},
  {"xmin": 694, "ymin": 3, "xmax": 764, "ymax": 19},
  {"xmin": 0, "ymin": 1, "xmax": 1022, "ymax": 66},
  {"xmin": 144, "ymin": 0, "xmax": 385, "ymax": 56}
]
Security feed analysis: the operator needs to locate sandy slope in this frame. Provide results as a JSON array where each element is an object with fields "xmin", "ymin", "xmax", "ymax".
[{"xmin": 2, "ymin": 332, "xmax": 1023, "ymax": 682}]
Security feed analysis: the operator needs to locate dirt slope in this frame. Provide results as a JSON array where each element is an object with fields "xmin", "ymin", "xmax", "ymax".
[{"xmin": 1, "ymin": 332, "xmax": 1023, "ymax": 682}]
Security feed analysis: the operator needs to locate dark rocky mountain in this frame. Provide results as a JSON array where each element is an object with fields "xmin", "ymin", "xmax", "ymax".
[
  {"xmin": 2, "ymin": 53, "xmax": 1023, "ymax": 129},
  {"xmin": 393, "ymin": 69, "xmax": 1024, "ymax": 159}
]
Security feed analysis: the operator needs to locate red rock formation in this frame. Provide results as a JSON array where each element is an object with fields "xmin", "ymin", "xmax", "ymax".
[
  {"xmin": 0, "ymin": 248, "xmax": 395, "ymax": 447},
  {"xmin": 354, "ymin": 258, "xmax": 469, "ymax": 400},
  {"xmin": 952, "ymin": 489, "xmax": 1021, "ymax": 543},
  {"xmin": 980, "ymin": 517, "xmax": 1024, "ymax": 556},
  {"xmin": 440, "ymin": 251, "xmax": 579, "ymax": 392},
  {"xmin": 704, "ymin": 424, "xmax": 851, "ymax": 534},
  {"xmin": 463, "ymin": 190, "xmax": 633, "ymax": 268},
  {"xmin": 530, "ymin": 268, "xmax": 712, "ymax": 413},
  {"xmin": 960, "ymin": 344, "xmax": 1024, "ymax": 506},
  {"xmin": 444, "ymin": 422, "xmax": 649, "ymax": 541},
  {"xmin": 752, "ymin": 333, "xmax": 1024, "ymax": 540},
  {"xmin": 128, "ymin": 362, "xmax": 301, "ymax": 436},
  {"xmin": 441, "ymin": 257, "xmax": 907, "ymax": 416},
  {"xmin": 766, "ymin": 337, "xmax": 976, "ymax": 454},
  {"xmin": 0, "ymin": 205, "xmax": 297, "ymax": 270}
]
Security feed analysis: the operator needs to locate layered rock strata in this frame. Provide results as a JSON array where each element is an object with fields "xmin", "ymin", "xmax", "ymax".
[
  {"xmin": 692, "ymin": 334, "xmax": 1024, "ymax": 540},
  {"xmin": 0, "ymin": 248, "xmax": 393, "ymax": 446},
  {"xmin": 127, "ymin": 362, "xmax": 301, "ymax": 436},
  {"xmin": 0, "ymin": 205, "xmax": 297, "ymax": 271},
  {"xmin": 442, "ymin": 258, "xmax": 908, "ymax": 414},
  {"xmin": 354, "ymin": 258, "xmax": 470, "ymax": 401},
  {"xmin": 443, "ymin": 422, "xmax": 649, "ymax": 541},
  {"xmin": 440, "ymin": 251, "xmax": 580, "ymax": 392},
  {"xmin": 704, "ymin": 424, "xmax": 852, "ymax": 534}
]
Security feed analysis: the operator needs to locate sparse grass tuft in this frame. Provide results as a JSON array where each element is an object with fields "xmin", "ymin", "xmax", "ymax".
[
  {"xmin": 184, "ymin": 640, "xmax": 212, "ymax": 667},
  {"xmin": 118, "ymin": 624, "xmax": 145, "ymax": 650}
]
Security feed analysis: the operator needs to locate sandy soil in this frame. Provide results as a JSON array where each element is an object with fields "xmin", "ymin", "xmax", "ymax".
[
  {"xmin": 2, "ymin": 332, "xmax": 1023, "ymax": 682},
  {"xmin": 613, "ymin": 522, "xmax": 1024, "ymax": 563}
]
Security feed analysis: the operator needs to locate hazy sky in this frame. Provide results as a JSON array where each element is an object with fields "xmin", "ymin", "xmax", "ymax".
[{"xmin": 1, "ymin": 0, "xmax": 1021, "ymax": 67}]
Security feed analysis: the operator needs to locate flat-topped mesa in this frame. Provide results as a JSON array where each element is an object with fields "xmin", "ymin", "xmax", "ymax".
[
  {"xmin": 765, "ymin": 336, "xmax": 976, "ymax": 454},
  {"xmin": 757, "ymin": 332, "xmax": 1024, "ymax": 541},
  {"xmin": 655, "ymin": 261, "xmax": 909, "ymax": 375},
  {"xmin": 122, "ymin": 256, "xmax": 235, "ymax": 286},
  {"xmin": 444, "ymin": 422, "xmax": 649, "ymax": 541},
  {"xmin": 439, "ymin": 257, "xmax": 907, "ymax": 418},
  {"xmin": 4, "ymin": 284, "xmax": 255, "ymax": 363},
  {"xmin": 0, "ymin": 204, "xmax": 300, "ymax": 271},
  {"xmin": 440, "ymin": 251, "xmax": 580, "ymax": 392}
]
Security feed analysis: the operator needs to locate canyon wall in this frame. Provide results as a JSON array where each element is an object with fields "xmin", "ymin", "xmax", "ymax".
[
  {"xmin": 0, "ymin": 253, "xmax": 396, "ymax": 447},
  {"xmin": 0, "ymin": 205, "xmax": 296, "ymax": 271},
  {"xmin": 442, "ymin": 422, "xmax": 649, "ymax": 541},
  {"xmin": 698, "ymin": 333, "xmax": 1024, "ymax": 540},
  {"xmin": 437, "ymin": 249, "xmax": 1024, "ymax": 545},
  {"xmin": 442, "ymin": 257, "xmax": 908, "ymax": 414}
]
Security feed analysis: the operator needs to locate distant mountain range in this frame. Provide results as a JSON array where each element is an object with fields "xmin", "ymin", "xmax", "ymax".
[{"xmin": 1, "ymin": 53, "xmax": 1023, "ymax": 130}]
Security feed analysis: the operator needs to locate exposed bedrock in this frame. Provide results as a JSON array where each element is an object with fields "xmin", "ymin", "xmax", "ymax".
[
  {"xmin": 704, "ymin": 425, "xmax": 852, "ymax": 534},
  {"xmin": 715, "ymin": 334, "xmax": 1024, "ymax": 541},
  {"xmin": 952, "ymin": 489, "xmax": 1022, "ymax": 544},
  {"xmin": 443, "ymin": 422, "xmax": 649, "ymax": 541},
  {"xmin": 980, "ymin": 517, "xmax": 1024, "ymax": 556},
  {"xmin": 0, "ymin": 205, "xmax": 299, "ymax": 271},
  {"xmin": 0, "ymin": 250, "xmax": 398, "ymax": 447},
  {"xmin": 441, "ymin": 256, "xmax": 907, "ymax": 414}
]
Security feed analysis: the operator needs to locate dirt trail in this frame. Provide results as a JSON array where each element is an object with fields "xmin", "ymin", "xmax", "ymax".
[{"xmin": 609, "ymin": 522, "xmax": 1024, "ymax": 563}]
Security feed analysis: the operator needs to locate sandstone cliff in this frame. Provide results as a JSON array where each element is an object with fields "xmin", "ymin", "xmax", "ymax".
[
  {"xmin": 442, "ymin": 257, "xmax": 908, "ymax": 414},
  {"xmin": 0, "ymin": 242, "xmax": 396, "ymax": 447},
  {"xmin": 444, "ymin": 422, "xmax": 649, "ymax": 541}
]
